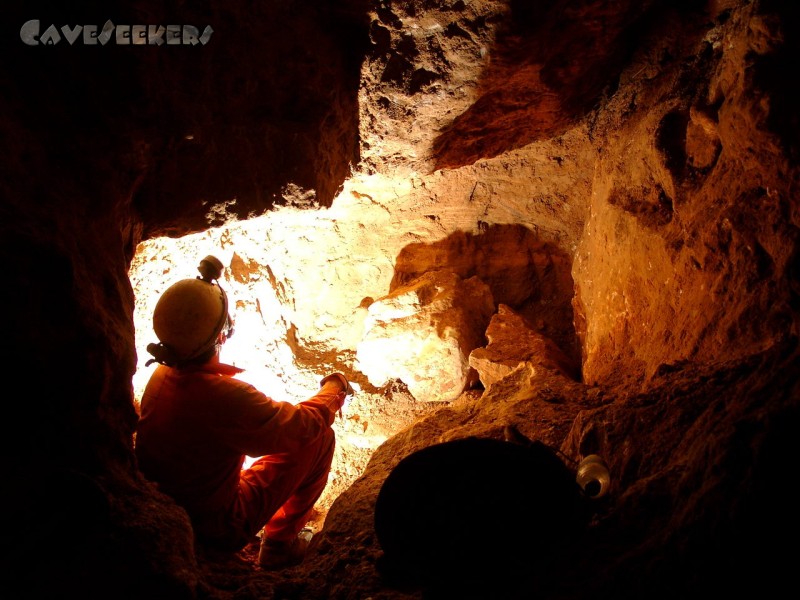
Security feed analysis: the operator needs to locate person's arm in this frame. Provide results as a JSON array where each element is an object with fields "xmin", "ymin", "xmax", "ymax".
[
  {"xmin": 311, "ymin": 373, "xmax": 353, "ymax": 419},
  {"xmin": 216, "ymin": 373, "xmax": 350, "ymax": 457},
  {"xmin": 301, "ymin": 376, "xmax": 349, "ymax": 417}
]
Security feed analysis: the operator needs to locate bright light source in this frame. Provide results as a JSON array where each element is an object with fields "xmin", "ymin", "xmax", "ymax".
[{"xmin": 128, "ymin": 187, "xmax": 439, "ymax": 528}]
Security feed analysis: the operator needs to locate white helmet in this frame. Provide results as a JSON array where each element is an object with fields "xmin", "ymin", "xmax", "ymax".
[{"xmin": 146, "ymin": 256, "xmax": 234, "ymax": 366}]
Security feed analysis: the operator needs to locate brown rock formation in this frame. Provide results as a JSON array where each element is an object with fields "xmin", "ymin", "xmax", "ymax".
[
  {"xmin": 356, "ymin": 269, "xmax": 494, "ymax": 402},
  {"xmin": 469, "ymin": 303, "xmax": 579, "ymax": 386},
  {"xmin": 1, "ymin": 1, "xmax": 798, "ymax": 599}
]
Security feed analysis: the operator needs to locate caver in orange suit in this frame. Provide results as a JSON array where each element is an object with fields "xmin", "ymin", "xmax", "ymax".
[
  {"xmin": 134, "ymin": 254, "xmax": 351, "ymax": 569},
  {"xmin": 136, "ymin": 357, "xmax": 345, "ymax": 551}
]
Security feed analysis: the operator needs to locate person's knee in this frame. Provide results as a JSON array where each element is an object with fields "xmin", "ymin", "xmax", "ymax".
[
  {"xmin": 311, "ymin": 427, "xmax": 335, "ymax": 472},
  {"xmin": 321, "ymin": 427, "xmax": 336, "ymax": 457}
]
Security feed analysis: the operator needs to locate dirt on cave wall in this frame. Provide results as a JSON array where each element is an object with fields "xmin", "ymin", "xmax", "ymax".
[{"xmin": 1, "ymin": 1, "xmax": 799, "ymax": 599}]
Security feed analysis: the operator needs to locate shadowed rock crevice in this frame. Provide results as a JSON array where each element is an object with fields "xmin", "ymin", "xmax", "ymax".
[
  {"xmin": 390, "ymin": 225, "xmax": 580, "ymax": 369},
  {"xmin": 1, "ymin": 1, "xmax": 798, "ymax": 598},
  {"xmin": 131, "ymin": 2, "xmax": 371, "ymax": 237},
  {"xmin": 2, "ymin": 2, "xmax": 371, "ymax": 240}
]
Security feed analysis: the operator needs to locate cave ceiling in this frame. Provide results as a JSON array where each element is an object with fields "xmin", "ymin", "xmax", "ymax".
[{"xmin": 1, "ymin": 1, "xmax": 799, "ymax": 599}]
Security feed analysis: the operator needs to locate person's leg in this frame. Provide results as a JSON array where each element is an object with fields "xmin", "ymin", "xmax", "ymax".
[{"xmin": 235, "ymin": 427, "xmax": 336, "ymax": 542}]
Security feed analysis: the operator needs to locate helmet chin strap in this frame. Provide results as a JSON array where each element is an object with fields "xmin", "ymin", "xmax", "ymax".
[
  {"xmin": 145, "ymin": 337, "xmax": 221, "ymax": 368},
  {"xmin": 221, "ymin": 311, "xmax": 235, "ymax": 341},
  {"xmin": 145, "ymin": 342, "xmax": 180, "ymax": 367}
]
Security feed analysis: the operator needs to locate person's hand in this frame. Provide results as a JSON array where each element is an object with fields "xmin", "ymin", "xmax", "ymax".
[
  {"xmin": 320, "ymin": 373, "xmax": 354, "ymax": 419},
  {"xmin": 320, "ymin": 373, "xmax": 354, "ymax": 395}
]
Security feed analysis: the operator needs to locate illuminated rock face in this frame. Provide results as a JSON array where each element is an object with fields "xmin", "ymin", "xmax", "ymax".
[
  {"xmin": 469, "ymin": 304, "xmax": 579, "ymax": 389},
  {"xmin": 356, "ymin": 270, "xmax": 494, "ymax": 402},
  {"xmin": 2, "ymin": 1, "xmax": 799, "ymax": 599},
  {"xmin": 390, "ymin": 226, "xmax": 581, "ymax": 370},
  {"xmin": 571, "ymin": 4, "xmax": 799, "ymax": 387}
]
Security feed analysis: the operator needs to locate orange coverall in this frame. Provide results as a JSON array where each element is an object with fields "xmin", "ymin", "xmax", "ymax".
[{"xmin": 135, "ymin": 358, "xmax": 342, "ymax": 551}]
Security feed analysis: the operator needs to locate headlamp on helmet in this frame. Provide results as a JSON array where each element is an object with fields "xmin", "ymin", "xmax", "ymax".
[{"xmin": 146, "ymin": 255, "xmax": 234, "ymax": 367}]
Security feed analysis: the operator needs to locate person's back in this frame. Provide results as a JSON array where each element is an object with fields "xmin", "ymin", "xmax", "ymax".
[
  {"xmin": 134, "ymin": 255, "xmax": 351, "ymax": 567},
  {"xmin": 137, "ymin": 363, "xmax": 243, "ymax": 524},
  {"xmin": 137, "ymin": 359, "xmax": 341, "ymax": 542}
]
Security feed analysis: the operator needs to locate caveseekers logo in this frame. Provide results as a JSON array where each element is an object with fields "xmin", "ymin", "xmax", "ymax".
[{"xmin": 20, "ymin": 19, "xmax": 213, "ymax": 46}]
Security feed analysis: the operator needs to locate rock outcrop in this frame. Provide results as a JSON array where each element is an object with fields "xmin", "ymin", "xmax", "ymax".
[
  {"xmin": 357, "ymin": 270, "xmax": 494, "ymax": 402},
  {"xmin": 469, "ymin": 303, "xmax": 579, "ymax": 387},
  {"xmin": 1, "ymin": 1, "xmax": 797, "ymax": 599}
]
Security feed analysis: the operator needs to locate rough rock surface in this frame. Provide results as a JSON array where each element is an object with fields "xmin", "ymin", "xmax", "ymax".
[
  {"xmin": 392, "ymin": 226, "xmax": 581, "ymax": 369},
  {"xmin": 356, "ymin": 270, "xmax": 494, "ymax": 402},
  {"xmin": 572, "ymin": 0, "xmax": 799, "ymax": 387},
  {"xmin": 1, "ymin": 1, "xmax": 798, "ymax": 599},
  {"xmin": 469, "ymin": 303, "xmax": 579, "ymax": 387}
]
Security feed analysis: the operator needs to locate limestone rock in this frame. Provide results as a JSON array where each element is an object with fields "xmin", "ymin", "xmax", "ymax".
[
  {"xmin": 469, "ymin": 304, "xmax": 579, "ymax": 390},
  {"xmin": 356, "ymin": 270, "xmax": 494, "ymax": 402},
  {"xmin": 3, "ymin": 1, "xmax": 798, "ymax": 599}
]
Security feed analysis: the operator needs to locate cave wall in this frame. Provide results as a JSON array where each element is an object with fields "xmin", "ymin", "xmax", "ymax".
[
  {"xmin": 2, "ymin": 1, "xmax": 368, "ymax": 238},
  {"xmin": 0, "ymin": 0, "xmax": 370, "ymax": 596},
  {"xmin": 573, "ymin": 0, "xmax": 800, "ymax": 386},
  {"xmin": 1, "ymin": 0, "xmax": 798, "ymax": 598}
]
